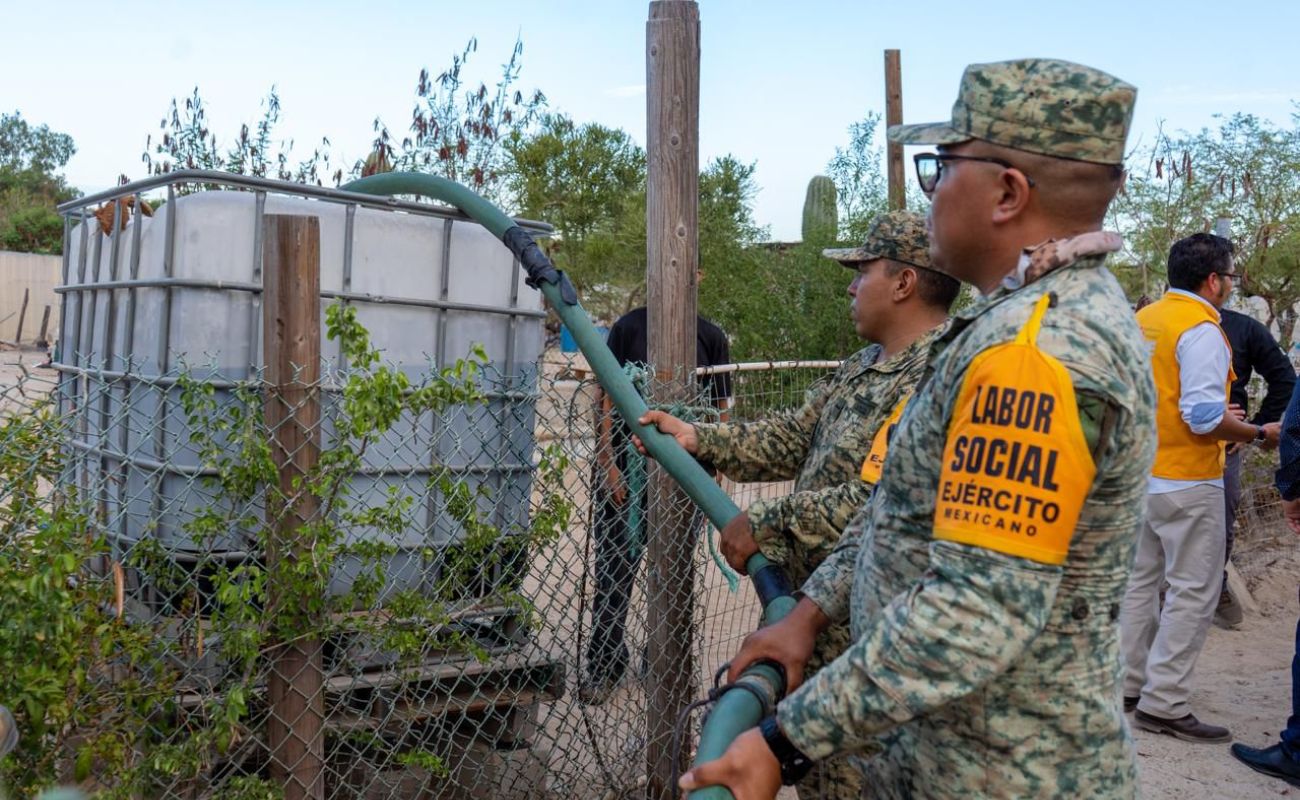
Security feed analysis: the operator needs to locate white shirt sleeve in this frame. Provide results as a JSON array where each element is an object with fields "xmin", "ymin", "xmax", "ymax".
[{"xmin": 1174, "ymin": 321, "xmax": 1231, "ymax": 435}]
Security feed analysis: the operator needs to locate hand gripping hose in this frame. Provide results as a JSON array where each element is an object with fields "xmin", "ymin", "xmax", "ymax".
[{"xmin": 341, "ymin": 173, "xmax": 796, "ymax": 799}]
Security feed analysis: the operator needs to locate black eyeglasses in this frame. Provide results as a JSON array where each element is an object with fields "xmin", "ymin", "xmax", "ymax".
[
  {"xmin": 913, "ymin": 153, "xmax": 1037, "ymax": 194},
  {"xmin": 1216, "ymin": 271, "xmax": 1242, "ymax": 280}
]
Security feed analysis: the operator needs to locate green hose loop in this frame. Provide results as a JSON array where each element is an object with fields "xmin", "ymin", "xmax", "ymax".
[{"xmin": 343, "ymin": 172, "xmax": 516, "ymax": 238}]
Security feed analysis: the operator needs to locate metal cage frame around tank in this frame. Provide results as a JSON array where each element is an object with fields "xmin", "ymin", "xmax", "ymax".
[{"xmin": 53, "ymin": 170, "xmax": 555, "ymax": 617}]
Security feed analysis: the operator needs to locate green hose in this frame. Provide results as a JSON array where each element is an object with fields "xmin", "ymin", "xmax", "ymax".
[
  {"xmin": 341, "ymin": 172, "xmax": 796, "ymax": 800},
  {"xmin": 689, "ymin": 661, "xmax": 787, "ymax": 800}
]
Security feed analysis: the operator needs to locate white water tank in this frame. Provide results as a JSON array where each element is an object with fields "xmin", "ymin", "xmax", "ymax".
[{"xmin": 56, "ymin": 175, "xmax": 549, "ymax": 606}]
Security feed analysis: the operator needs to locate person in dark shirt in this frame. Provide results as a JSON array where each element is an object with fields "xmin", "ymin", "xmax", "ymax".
[
  {"xmin": 581, "ymin": 302, "xmax": 731, "ymax": 703},
  {"xmin": 1230, "ymin": 378, "xmax": 1300, "ymax": 786},
  {"xmin": 1217, "ymin": 309, "xmax": 1295, "ymax": 628}
]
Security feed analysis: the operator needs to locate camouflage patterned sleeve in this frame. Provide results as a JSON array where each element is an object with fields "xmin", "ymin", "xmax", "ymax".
[
  {"xmin": 796, "ymin": 508, "xmax": 870, "ymax": 624},
  {"xmin": 746, "ymin": 480, "xmax": 872, "ymax": 561},
  {"xmin": 693, "ymin": 381, "xmax": 831, "ymax": 483},
  {"xmin": 777, "ymin": 542, "xmax": 1061, "ymax": 760}
]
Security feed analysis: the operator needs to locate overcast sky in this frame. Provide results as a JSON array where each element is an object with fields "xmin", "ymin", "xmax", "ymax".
[{"xmin": 5, "ymin": 0, "xmax": 1298, "ymax": 240}]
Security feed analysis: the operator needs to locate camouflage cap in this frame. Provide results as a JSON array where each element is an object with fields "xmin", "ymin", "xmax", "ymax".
[
  {"xmin": 822, "ymin": 210, "xmax": 935, "ymax": 271},
  {"xmin": 887, "ymin": 58, "xmax": 1136, "ymax": 165}
]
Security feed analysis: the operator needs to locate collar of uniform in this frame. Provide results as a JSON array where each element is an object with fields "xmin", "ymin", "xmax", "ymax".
[
  {"xmin": 855, "ymin": 343, "xmax": 884, "ymax": 369},
  {"xmin": 864, "ymin": 324, "xmax": 946, "ymax": 376},
  {"xmin": 1000, "ymin": 231, "xmax": 1124, "ymax": 294},
  {"xmin": 956, "ymin": 248, "xmax": 1114, "ymax": 324}
]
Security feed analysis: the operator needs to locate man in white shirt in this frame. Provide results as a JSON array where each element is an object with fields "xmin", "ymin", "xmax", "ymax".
[{"xmin": 1123, "ymin": 233, "xmax": 1281, "ymax": 742}]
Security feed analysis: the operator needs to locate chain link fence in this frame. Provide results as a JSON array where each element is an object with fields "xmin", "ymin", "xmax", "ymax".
[
  {"xmin": 3, "ymin": 342, "xmax": 1296, "ymax": 800},
  {"xmin": 0, "ymin": 342, "xmax": 842, "ymax": 799},
  {"xmin": 1228, "ymin": 440, "xmax": 1297, "ymax": 601}
]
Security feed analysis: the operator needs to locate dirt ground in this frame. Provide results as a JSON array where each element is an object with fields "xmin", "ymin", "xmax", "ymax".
[
  {"xmin": 0, "ymin": 347, "xmax": 55, "ymax": 413},
  {"xmin": 1132, "ymin": 515, "xmax": 1300, "ymax": 799}
]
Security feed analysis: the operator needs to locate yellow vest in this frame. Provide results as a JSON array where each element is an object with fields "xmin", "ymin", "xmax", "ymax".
[{"xmin": 1136, "ymin": 292, "xmax": 1234, "ymax": 481}]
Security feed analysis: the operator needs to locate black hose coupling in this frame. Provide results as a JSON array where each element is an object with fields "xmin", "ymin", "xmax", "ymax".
[
  {"xmin": 502, "ymin": 226, "xmax": 578, "ymax": 305},
  {"xmin": 750, "ymin": 563, "xmax": 795, "ymax": 611},
  {"xmin": 708, "ymin": 657, "xmax": 787, "ymax": 719}
]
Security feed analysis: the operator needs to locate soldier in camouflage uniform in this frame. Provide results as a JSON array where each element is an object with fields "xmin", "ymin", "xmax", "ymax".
[
  {"xmin": 681, "ymin": 58, "xmax": 1157, "ymax": 800},
  {"xmin": 639, "ymin": 211, "xmax": 958, "ymax": 798}
]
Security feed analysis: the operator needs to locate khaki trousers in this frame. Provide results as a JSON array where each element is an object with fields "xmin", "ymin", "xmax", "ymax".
[{"xmin": 1120, "ymin": 484, "xmax": 1226, "ymax": 719}]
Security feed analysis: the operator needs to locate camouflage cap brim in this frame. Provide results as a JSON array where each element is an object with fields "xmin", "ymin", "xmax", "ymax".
[
  {"xmin": 890, "ymin": 59, "xmax": 1136, "ymax": 165},
  {"xmin": 821, "ymin": 209, "xmax": 940, "ymax": 274},
  {"xmin": 887, "ymin": 121, "xmax": 972, "ymax": 147},
  {"xmin": 822, "ymin": 246, "xmax": 880, "ymax": 265}
]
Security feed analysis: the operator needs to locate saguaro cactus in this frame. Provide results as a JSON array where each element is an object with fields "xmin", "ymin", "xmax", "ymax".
[{"xmin": 802, "ymin": 175, "xmax": 839, "ymax": 243}]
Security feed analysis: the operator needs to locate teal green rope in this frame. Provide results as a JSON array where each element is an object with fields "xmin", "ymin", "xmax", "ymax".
[
  {"xmin": 619, "ymin": 363, "xmax": 739, "ymax": 592},
  {"xmin": 701, "ymin": 511, "xmax": 740, "ymax": 593}
]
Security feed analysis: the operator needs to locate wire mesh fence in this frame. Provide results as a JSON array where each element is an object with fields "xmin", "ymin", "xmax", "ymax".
[
  {"xmin": 1230, "ymin": 442, "xmax": 1296, "ymax": 587},
  {"xmin": 0, "ymin": 343, "xmax": 844, "ymax": 799},
  {"xmin": 4, "ymin": 345, "xmax": 1298, "ymax": 799}
]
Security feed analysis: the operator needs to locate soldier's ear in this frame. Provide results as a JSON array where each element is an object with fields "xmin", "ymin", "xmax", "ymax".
[
  {"xmin": 990, "ymin": 167, "xmax": 1033, "ymax": 225},
  {"xmin": 893, "ymin": 267, "xmax": 919, "ymax": 302}
]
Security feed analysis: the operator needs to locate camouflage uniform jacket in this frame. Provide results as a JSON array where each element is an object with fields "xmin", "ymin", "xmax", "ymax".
[
  {"xmin": 778, "ymin": 239, "xmax": 1157, "ymax": 799},
  {"xmin": 694, "ymin": 326, "xmax": 940, "ymax": 586}
]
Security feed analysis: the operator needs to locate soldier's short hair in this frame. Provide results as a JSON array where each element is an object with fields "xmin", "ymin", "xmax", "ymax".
[{"xmin": 881, "ymin": 260, "xmax": 962, "ymax": 311}]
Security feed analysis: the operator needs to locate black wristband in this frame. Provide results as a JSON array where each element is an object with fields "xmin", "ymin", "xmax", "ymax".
[
  {"xmin": 759, "ymin": 715, "xmax": 814, "ymax": 785},
  {"xmin": 1254, "ymin": 425, "xmax": 1266, "ymax": 442}
]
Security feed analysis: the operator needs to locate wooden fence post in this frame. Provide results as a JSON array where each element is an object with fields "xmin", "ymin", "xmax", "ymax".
[
  {"xmin": 36, "ymin": 305, "xmax": 51, "ymax": 348},
  {"xmin": 885, "ymin": 49, "xmax": 906, "ymax": 211},
  {"xmin": 15, "ymin": 288, "xmax": 28, "ymax": 345},
  {"xmin": 262, "ymin": 214, "xmax": 325, "ymax": 800},
  {"xmin": 645, "ymin": 1, "xmax": 700, "ymax": 797}
]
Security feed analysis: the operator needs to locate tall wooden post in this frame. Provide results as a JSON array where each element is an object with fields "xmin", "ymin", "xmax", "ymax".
[
  {"xmin": 36, "ymin": 305, "xmax": 51, "ymax": 349},
  {"xmin": 15, "ymin": 288, "xmax": 28, "ymax": 345},
  {"xmin": 645, "ymin": 2, "xmax": 699, "ymax": 797},
  {"xmin": 885, "ymin": 49, "xmax": 906, "ymax": 211},
  {"xmin": 262, "ymin": 214, "xmax": 325, "ymax": 800}
]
